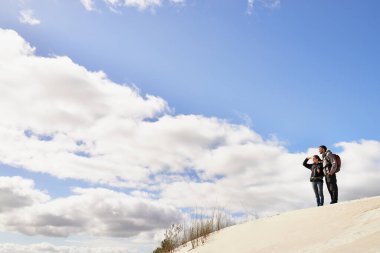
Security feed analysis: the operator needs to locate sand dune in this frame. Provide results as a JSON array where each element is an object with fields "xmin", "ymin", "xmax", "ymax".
[{"xmin": 176, "ymin": 196, "xmax": 380, "ymax": 253}]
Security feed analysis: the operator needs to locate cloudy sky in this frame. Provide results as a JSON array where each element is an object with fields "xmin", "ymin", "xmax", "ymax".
[{"xmin": 0, "ymin": 0, "xmax": 380, "ymax": 252}]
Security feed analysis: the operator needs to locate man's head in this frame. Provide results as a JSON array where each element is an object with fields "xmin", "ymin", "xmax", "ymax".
[{"xmin": 319, "ymin": 145, "xmax": 327, "ymax": 154}]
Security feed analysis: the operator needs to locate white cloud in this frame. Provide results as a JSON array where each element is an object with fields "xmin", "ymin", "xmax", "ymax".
[
  {"xmin": 80, "ymin": 0, "xmax": 96, "ymax": 11},
  {"xmin": 0, "ymin": 28, "xmax": 171, "ymax": 187},
  {"xmin": 160, "ymin": 144, "xmax": 311, "ymax": 216},
  {"xmin": 334, "ymin": 140, "xmax": 380, "ymax": 200},
  {"xmin": 0, "ymin": 29, "xmax": 35, "ymax": 60},
  {"xmin": 18, "ymin": 9, "xmax": 41, "ymax": 25},
  {"xmin": 0, "ymin": 176, "xmax": 50, "ymax": 212},
  {"xmin": 0, "ymin": 184, "xmax": 181, "ymax": 237}
]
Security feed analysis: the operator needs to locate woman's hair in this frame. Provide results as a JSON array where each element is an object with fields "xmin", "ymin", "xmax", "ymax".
[{"xmin": 313, "ymin": 155, "xmax": 322, "ymax": 161}]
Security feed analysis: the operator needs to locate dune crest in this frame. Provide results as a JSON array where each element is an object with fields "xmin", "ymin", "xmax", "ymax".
[{"xmin": 176, "ymin": 196, "xmax": 380, "ymax": 253}]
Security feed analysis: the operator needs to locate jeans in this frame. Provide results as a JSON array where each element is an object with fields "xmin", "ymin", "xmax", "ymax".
[{"xmin": 312, "ymin": 181, "xmax": 324, "ymax": 206}]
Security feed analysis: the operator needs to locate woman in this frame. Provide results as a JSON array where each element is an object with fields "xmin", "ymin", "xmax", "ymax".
[{"xmin": 303, "ymin": 155, "xmax": 324, "ymax": 206}]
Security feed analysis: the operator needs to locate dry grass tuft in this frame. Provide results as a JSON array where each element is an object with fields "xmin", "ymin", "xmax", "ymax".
[{"xmin": 153, "ymin": 208, "xmax": 234, "ymax": 253}]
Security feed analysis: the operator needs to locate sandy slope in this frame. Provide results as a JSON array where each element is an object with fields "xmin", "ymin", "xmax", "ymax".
[{"xmin": 176, "ymin": 196, "xmax": 380, "ymax": 253}]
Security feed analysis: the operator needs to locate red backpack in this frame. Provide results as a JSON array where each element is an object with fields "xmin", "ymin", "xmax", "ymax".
[
  {"xmin": 334, "ymin": 154, "xmax": 341, "ymax": 172},
  {"xmin": 325, "ymin": 153, "xmax": 341, "ymax": 173}
]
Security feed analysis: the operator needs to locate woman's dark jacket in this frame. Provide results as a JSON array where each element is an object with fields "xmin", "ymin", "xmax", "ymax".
[{"xmin": 303, "ymin": 158, "xmax": 324, "ymax": 183}]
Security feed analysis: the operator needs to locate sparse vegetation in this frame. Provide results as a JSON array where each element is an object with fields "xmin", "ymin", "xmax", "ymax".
[{"xmin": 153, "ymin": 208, "xmax": 234, "ymax": 253}]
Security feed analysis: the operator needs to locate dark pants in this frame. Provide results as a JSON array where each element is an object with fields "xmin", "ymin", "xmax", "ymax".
[
  {"xmin": 326, "ymin": 175, "xmax": 338, "ymax": 204},
  {"xmin": 312, "ymin": 181, "xmax": 324, "ymax": 206}
]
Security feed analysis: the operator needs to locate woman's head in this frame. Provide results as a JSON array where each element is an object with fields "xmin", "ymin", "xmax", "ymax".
[{"xmin": 313, "ymin": 155, "xmax": 321, "ymax": 164}]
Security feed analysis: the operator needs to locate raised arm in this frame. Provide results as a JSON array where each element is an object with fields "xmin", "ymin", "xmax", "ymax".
[{"xmin": 303, "ymin": 158, "xmax": 312, "ymax": 170}]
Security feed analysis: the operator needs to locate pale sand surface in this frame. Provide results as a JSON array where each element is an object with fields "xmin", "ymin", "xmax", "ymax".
[{"xmin": 176, "ymin": 196, "xmax": 380, "ymax": 253}]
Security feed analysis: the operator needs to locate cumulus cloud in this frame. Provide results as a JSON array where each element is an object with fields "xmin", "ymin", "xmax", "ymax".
[
  {"xmin": 160, "ymin": 144, "xmax": 311, "ymax": 216},
  {"xmin": 335, "ymin": 140, "xmax": 380, "ymax": 200},
  {"xmin": 0, "ymin": 184, "xmax": 181, "ymax": 237},
  {"xmin": 18, "ymin": 9, "xmax": 41, "ymax": 25},
  {"xmin": 0, "ymin": 176, "xmax": 50, "ymax": 212},
  {"xmin": 0, "ymin": 28, "xmax": 170, "ymax": 187}
]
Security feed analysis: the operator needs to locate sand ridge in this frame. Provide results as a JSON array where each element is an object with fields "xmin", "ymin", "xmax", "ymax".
[{"xmin": 176, "ymin": 196, "xmax": 380, "ymax": 253}]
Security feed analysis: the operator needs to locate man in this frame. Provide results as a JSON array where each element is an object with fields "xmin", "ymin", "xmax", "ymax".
[{"xmin": 319, "ymin": 145, "xmax": 338, "ymax": 204}]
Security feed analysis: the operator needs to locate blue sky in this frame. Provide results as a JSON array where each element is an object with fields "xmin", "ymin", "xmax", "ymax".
[
  {"xmin": 2, "ymin": 0, "xmax": 379, "ymax": 151},
  {"xmin": 0, "ymin": 1, "xmax": 380, "ymax": 252}
]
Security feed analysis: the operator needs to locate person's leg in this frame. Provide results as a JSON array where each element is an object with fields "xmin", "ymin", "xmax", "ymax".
[
  {"xmin": 317, "ymin": 182, "xmax": 324, "ymax": 206},
  {"xmin": 331, "ymin": 182, "xmax": 338, "ymax": 203},
  {"xmin": 312, "ymin": 182, "xmax": 320, "ymax": 206},
  {"xmin": 326, "ymin": 180, "xmax": 333, "ymax": 204},
  {"xmin": 336, "ymin": 182, "xmax": 338, "ymax": 203}
]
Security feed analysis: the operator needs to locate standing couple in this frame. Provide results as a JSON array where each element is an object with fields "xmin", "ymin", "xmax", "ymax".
[{"xmin": 303, "ymin": 145, "xmax": 339, "ymax": 206}]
